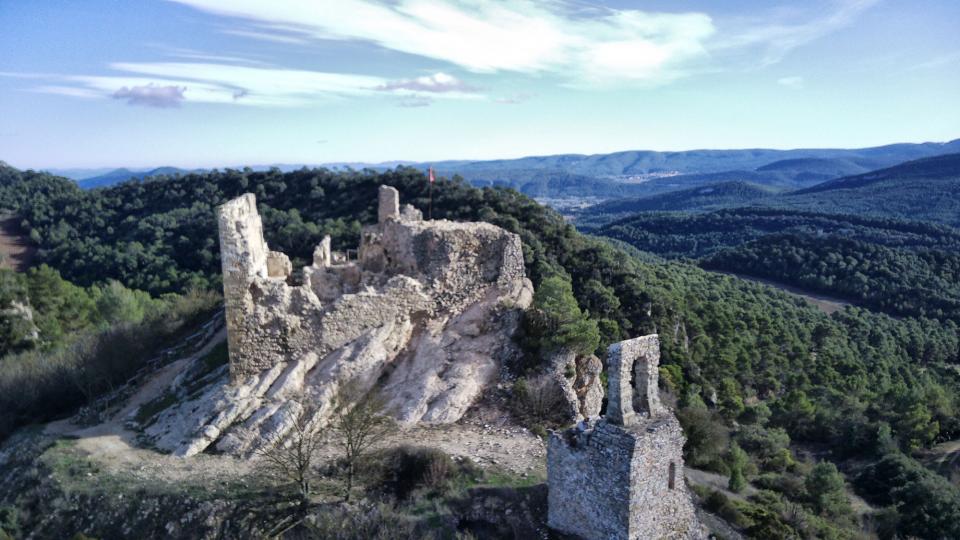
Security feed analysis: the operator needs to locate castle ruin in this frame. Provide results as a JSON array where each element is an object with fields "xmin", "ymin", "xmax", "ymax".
[
  {"xmin": 547, "ymin": 335, "xmax": 703, "ymax": 540},
  {"xmin": 142, "ymin": 186, "xmax": 533, "ymax": 457}
]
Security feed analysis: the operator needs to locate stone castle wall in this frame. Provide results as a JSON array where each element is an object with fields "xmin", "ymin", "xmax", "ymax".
[
  {"xmin": 547, "ymin": 335, "xmax": 702, "ymax": 540},
  {"xmin": 217, "ymin": 186, "xmax": 528, "ymax": 382},
  {"xmin": 169, "ymin": 186, "xmax": 534, "ymax": 457}
]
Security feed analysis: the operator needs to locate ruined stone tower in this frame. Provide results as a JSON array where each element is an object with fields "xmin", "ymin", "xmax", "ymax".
[{"xmin": 547, "ymin": 335, "xmax": 702, "ymax": 540}]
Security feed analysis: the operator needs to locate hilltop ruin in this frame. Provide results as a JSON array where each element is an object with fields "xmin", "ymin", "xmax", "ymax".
[
  {"xmin": 142, "ymin": 186, "xmax": 532, "ymax": 457},
  {"xmin": 547, "ymin": 335, "xmax": 703, "ymax": 539}
]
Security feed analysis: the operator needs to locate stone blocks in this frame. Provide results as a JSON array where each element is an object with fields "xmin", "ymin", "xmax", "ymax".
[{"xmin": 547, "ymin": 334, "xmax": 702, "ymax": 539}]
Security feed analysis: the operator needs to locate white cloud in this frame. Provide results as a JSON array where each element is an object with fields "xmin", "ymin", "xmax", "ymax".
[
  {"xmin": 166, "ymin": 0, "xmax": 716, "ymax": 85},
  {"xmin": 777, "ymin": 76, "xmax": 804, "ymax": 89}
]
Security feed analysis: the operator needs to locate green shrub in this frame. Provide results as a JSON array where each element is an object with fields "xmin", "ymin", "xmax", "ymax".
[
  {"xmin": 521, "ymin": 275, "xmax": 600, "ymax": 362},
  {"xmin": 373, "ymin": 445, "xmax": 458, "ymax": 500},
  {"xmin": 804, "ymin": 462, "xmax": 851, "ymax": 518}
]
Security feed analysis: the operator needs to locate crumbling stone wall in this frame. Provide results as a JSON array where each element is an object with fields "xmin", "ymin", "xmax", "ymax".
[
  {"xmin": 547, "ymin": 335, "xmax": 702, "ymax": 540},
  {"xmin": 180, "ymin": 186, "xmax": 533, "ymax": 457}
]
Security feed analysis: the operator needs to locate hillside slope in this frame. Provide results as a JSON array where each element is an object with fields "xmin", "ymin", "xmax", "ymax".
[
  {"xmin": 78, "ymin": 166, "xmax": 198, "ymax": 189},
  {"xmin": 577, "ymin": 181, "xmax": 776, "ymax": 227},
  {"xmin": 580, "ymin": 153, "xmax": 960, "ymax": 227}
]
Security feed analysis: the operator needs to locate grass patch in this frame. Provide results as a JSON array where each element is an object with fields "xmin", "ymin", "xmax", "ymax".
[
  {"xmin": 134, "ymin": 390, "xmax": 178, "ymax": 427},
  {"xmin": 40, "ymin": 437, "xmax": 267, "ymax": 502}
]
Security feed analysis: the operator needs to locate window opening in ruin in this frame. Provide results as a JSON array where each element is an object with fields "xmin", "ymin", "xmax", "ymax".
[
  {"xmin": 629, "ymin": 356, "xmax": 641, "ymax": 413},
  {"xmin": 669, "ymin": 462, "xmax": 676, "ymax": 490}
]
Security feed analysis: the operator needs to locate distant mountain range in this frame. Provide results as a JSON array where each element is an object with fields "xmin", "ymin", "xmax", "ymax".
[
  {"xmin": 577, "ymin": 153, "xmax": 960, "ymax": 228},
  {"xmin": 430, "ymin": 139, "xmax": 960, "ymax": 197},
  {"xmin": 37, "ymin": 138, "xmax": 960, "ymax": 194},
  {"xmin": 75, "ymin": 167, "xmax": 203, "ymax": 189}
]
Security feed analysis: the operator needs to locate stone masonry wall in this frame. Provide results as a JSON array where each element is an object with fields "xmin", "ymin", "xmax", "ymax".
[{"xmin": 547, "ymin": 335, "xmax": 702, "ymax": 540}]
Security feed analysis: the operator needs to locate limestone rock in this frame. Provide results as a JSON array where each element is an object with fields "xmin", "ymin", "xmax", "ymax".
[{"xmin": 548, "ymin": 351, "xmax": 605, "ymax": 424}]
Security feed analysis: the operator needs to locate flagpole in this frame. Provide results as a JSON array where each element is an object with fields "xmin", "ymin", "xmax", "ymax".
[{"xmin": 428, "ymin": 167, "xmax": 433, "ymax": 220}]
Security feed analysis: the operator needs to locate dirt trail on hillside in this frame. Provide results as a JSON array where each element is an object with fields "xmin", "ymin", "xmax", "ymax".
[
  {"xmin": 44, "ymin": 327, "xmax": 257, "ymax": 483},
  {"xmin": 0, "ymin": 214, "xmax": 36, "ymax": 271}
]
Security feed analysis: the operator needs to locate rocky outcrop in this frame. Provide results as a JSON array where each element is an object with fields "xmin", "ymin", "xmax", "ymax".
[
  {"xmin": 142, "ymin": 186, "xmax": 533, "ymax": 457},
  {"xmin": 547, "ymin": 335, "xmax": 704, "ymax": 540},
  {"xmin": 549, "ymin": 351, "xmax": 604, "ymax": 424}
]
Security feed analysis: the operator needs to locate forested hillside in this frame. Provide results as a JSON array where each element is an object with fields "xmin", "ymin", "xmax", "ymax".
[
  {"xmin": 576, "ymin": 181, "xmax": 776, "ymax": 226},
  {"xmin": 594, "ymin": 208, "xmax": 960, "ymax": 323},
  {"xmin": 579, "ymin": 153, "xmax": 960, "ymax": 227},
  {"xmin": 703, "ymin": 234, "xmax": 960, "ymax": 322},
  {"xmin": 2, "ymin": 163, "xmax": 959, "ymax": 537}
]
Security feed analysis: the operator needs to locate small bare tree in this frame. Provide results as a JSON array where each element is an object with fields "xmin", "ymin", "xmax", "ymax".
[
  {"xmin": 256, "ymin": 406, "xmax": 324, "ymax": 504},
  {"xmin": 331, "ymin": 385, "xmax": 396, "ymax": 501}
]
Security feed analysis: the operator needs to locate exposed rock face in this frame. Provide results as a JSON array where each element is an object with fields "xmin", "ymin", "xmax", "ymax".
[
  {"xmin": 0, "ymin": 300, "xmax": 39, "ymax": 342},
  {"xmin": 550, "ymin": 351, "xmax": 604, "ymax": 424},
  {"xmin": 547, "ymin": 335, "xmax": 703, "ymax": 540},
  {"xmin": 145, "ymin": 186, "xmax": 533, "ymax": 457}
]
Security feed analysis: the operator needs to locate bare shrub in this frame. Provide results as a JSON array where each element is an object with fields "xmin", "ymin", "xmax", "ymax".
[
  {"xmin": 512, "ymin": 374, "xmax": 566, "ymax": 431},
  {"xmin": 331, "ymin": 385, "xmax": 396, "ymax": 501},
  {"xmin": 256, "ymin": 408, "xmax": 324, "ymax": 504}
]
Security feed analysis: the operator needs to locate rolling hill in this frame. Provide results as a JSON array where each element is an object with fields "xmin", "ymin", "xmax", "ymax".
[
  {"xmin": 579, "ymin": 153, "xmax": 960, "ymax": 227},
  {"xmin": 576, "ymin": 181, "xmax": 776, "ymax": 227},
  {"xmin": 432, "ymin": 138, "xmax": 960, "ymax": 198},
  {"xmin": 77, "ymin": 166, "xmax": 198, "ymax": 189}
]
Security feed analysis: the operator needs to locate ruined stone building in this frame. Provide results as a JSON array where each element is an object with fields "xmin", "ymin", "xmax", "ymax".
[
  {"xmin": 547, "ymin": 335, "xmax": 703, "ymax": 540},
  {"xmin": 142, "ymin": 186, "xmax": 533, "ymax": 457}
]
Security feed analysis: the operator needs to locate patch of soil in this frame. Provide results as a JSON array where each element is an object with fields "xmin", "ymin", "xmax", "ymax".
[{"xmin": 0, "ymin": 214, "xmax": 37, "ymax": 271}]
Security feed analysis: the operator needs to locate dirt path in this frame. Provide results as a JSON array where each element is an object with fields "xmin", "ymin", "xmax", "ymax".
[
  {"xmin": 684, "ymin": 467, "xmax": 757, "ymax": 502},
  {"xmin": 43, "ymin": 327, "xmax": 256, "ymax": 484},
  {"xmin": 317, "ymin": 419, "xmax": 548, "ymax": 477},
  {"xmin": 920, "ymin": 438, "xmax": 960, "ymax": 484},
  {"xmin": 714, "ymin": 271, "xmax": 851, "ymax": 315},
  {"xmin": 0, "ymin": 214, "xmax": 36, "ymax": 271}
]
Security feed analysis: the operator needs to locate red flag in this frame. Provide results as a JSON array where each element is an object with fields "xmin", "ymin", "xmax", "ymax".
[{"xmin": 428, "ymin": 167, "xmax": 435, "ymax": 183}]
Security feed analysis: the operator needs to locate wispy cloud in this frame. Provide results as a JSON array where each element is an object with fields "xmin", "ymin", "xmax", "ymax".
[
  {"xmin": 716, "ymin": 0, "xmax": 881, "ymax": 66},
  {"xmin": 167, "ymin": 0, "xmax": 716, "ymax": 85},
  {"xmin": 3, "ymin": 64, "xmax": 483, "ymax": 108},
  {"xmin": 777, "ymin": 76, "xmax": 804, "ymax": 89},
  {"xmin": 377, "ymin": 72, "xmax": 477, "ymax": 94},
  {"xmin": 32, "ymin": 85, "xmax": 102, "ymax": 99},
  {"xmin": 398, "ymin": 96, "xmax": 433, "ymax": 108},
  {"xmin": 909, "ymin": 51, "xmax": 960, "ymax": 71},
  {"xmin": 495, "ymin": 92, "xmax": 536, "ymax": 105},
  {"xmin": 220, "ymin": 28, "xmax": 311, "ymax": 45},
  {"xmin": 113, "ymin": 84, "xmax": 186, "ymax": 107}
]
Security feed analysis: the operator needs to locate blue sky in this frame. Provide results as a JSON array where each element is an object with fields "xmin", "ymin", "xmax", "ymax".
[{"xmin": 1, "ymin": 0, "xmax": 958, "ymax": 169}]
